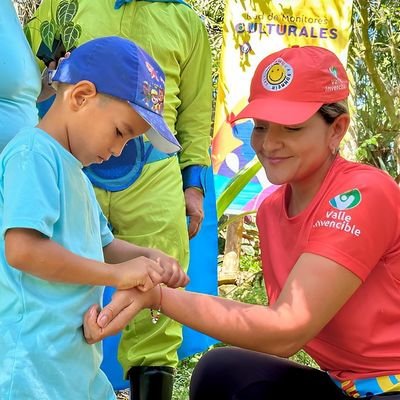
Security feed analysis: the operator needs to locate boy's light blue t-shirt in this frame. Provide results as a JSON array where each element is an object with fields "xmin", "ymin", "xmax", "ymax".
[
  {"xmin": 0, "ymin": 1, "xmax": 41, "ymax": 150},
  {"xmin": 0, "ymin": 128, "xmax": 116, "ymax": 399}
]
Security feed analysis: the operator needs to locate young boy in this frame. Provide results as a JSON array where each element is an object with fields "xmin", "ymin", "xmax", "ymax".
[{"xmin": 0, "ymin": 36, "xmax": 188, "ymax": 399}]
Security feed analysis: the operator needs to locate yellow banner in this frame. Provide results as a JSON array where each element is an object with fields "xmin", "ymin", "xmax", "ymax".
[{"xmin": 212, "ymin": 0, "xmax": 353, "ymax": 213}]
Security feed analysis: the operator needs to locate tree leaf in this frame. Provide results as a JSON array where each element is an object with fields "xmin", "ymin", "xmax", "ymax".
[
  {"xmin": 39, "ymin": 20, "xmax": 56, "ymax": 52},
  {"xmin": 56, "ymin": 0, "xmax": 79, "ymax": 27},
  {"xmin": 61, "ymin": 22, "xmax": 81, "ymax": 51},
  {"xmin": 216, "ymin": 158, "xmax": 262, "ymax": 220}
]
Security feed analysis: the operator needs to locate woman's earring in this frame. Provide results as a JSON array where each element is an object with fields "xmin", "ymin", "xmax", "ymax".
[{"xmin": 330, "ymin": 146, "xmax": 338, "ymax": 155}]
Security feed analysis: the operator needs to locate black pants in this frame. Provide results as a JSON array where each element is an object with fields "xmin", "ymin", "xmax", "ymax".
[{"xmin": 189, "ymin": 347, "xmax": 400, "ymax": 400}]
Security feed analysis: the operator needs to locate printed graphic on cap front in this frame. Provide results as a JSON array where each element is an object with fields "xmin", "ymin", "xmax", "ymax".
[
  {"xmin": 262, "ymin": 58, "xmax": 294, "ymax": 91},
  {"xmin": 329, "ymin": 189, "xmax": 362, "ymax": 210}
]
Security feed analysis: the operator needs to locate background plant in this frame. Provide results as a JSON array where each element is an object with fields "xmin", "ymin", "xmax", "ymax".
[
  {"xmin": 348, "ymin": 0, "xmax": 400, "ymax": 180},
  {"xmin": 24, "ymin": 0, "xmax": 82, "ymax": 57}
]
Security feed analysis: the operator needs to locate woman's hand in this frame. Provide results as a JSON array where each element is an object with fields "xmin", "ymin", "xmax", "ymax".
[{"xmin": 83, "ymin": 287, "xmax": 158, "ymax": 344}]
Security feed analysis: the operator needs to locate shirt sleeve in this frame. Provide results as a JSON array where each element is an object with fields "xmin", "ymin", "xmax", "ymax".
[
  {"xmin": 83, "ymin": 176, "xmax": 114, "ymax": 248},
  {"xmin": 99, "ymin": 208, "xmax": 114, "ymax": 248},
  {"xmin": 2, "ymin": 150, "xmax": 60, "ymax": 238},
  {"xmin": 306, "ymin": 172, "xmax": 400, "ymax": 281},
  {"xmin": 175, "ymin": 10, "xmax": 212, "ymax": 169}
]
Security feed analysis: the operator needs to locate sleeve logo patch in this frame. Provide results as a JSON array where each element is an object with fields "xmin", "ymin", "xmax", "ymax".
[{"xmin": 329, "ymin": 189, "xmax": 362, "ymax": 210}]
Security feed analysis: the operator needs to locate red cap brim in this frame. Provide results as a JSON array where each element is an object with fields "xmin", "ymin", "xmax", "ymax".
[{"xmin": 231, "ymin": 98, "xmax": 324, "ymax": 125}]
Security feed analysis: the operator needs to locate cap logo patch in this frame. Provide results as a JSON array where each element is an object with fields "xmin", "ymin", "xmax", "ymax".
[
  {"xmin": 324, "ymin": 65, "xmax": 347, "ymax": 92},
  {"xmin": 262, "ymin": 58, "xmax": 294, "ymax": 91},
  {"xmin": 329, "ymin": 66, "xmax": 339, "ymax": 80}
]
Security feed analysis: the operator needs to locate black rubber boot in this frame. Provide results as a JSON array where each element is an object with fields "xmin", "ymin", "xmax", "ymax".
[{"xmin": 128, "ymin": 366, "xmax": 175, "ymax": 400}]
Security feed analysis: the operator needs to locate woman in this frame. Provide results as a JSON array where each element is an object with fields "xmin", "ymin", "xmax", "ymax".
[
  {"xmin": 0, "ymin": 0, "xmax": 41, "ymax": 149},
  {"xmin": 84, "ymin": 45, "xmax": 400, "ymax": 400},
  {"xmin": 0, "ymin": 0, "xmax": 55, "ymax": 150}
]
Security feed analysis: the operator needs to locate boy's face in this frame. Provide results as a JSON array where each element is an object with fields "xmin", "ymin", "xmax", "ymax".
[{"xmin": 68, "ymin": 94, "xmax": 150, "ymax": 166}]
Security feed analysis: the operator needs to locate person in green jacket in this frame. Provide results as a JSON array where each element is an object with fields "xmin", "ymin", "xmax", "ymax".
[{"xmin": 26, "ymin": 1, "xmax": 213, "ymax": 399}]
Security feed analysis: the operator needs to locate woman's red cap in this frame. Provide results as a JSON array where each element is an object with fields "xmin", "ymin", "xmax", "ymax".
[{"xmin": 231, "ymin": 45, "xmax": 349, "ymax": 125}]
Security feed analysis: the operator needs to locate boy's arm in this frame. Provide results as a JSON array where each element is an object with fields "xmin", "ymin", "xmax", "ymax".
[
  {"xmin": 103, "ymin": 238, "xmax": 153, "ymax": 263},
  {"xmin": 5, "ymin": 228, "xmax": 164, "ymax": 290},
  {"xmin": 103, "ymin": 239, "xmax": 189, "ymax": 289}
]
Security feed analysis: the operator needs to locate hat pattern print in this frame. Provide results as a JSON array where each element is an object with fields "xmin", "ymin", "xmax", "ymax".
[{"xmin": 142, "ymin": 61, "xmax": 165, "ymax": 115}]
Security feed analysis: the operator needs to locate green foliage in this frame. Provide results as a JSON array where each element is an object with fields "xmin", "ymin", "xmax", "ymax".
[
  {"xmin": 186, "ymin": 0, "xmax": 225, "ymax": 132},
  {"xmin": 173, "ymin": 355, "xmax": 199, "ymax": 400},
  {"xmin": 55, "ymin": 0, "xmax": 78, "ymax": 27},
  {"xmin": 39, "ymin": 20, "xmax": 56, "ymax": 50},
  {"xmin": 14, "ymin": 0, "xmax": 42, "ymax": 24},
  {"xmin": 290, "ymin": 350, "xmax": 320, "ymax": 369},
  {"xmin": 61, "ymin": 21, "xmax": 81, "ymax": 51},
  {"xmin": 33, "ymin": 0, "xmax": 82, "ymax": 53},
  {"xmin": 230, "ymin": 272, "xmax": 266, "ymax": 305},
  {"xmin": 186, "ymin": 0, "xmax": 225, "ymax": 88},
  {"xmin": 349, "ymin": 0, "xmax": 400, "ymax": 178},
  {"xmin": 216, "ymin": 158, "xmax": 262, "ymax": 219}
]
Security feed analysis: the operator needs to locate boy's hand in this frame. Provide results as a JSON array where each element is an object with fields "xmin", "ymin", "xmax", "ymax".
[
  {"xmin": 146, "ymin": 249, "xmax": 189, "ymax": 288},
  {"xmin": 113, "ymin": 256, "xmax": 164, "ymax": 291},
  {"xmin": 83, "ymin": 304, "xmax": 104, "ymax": 344}
]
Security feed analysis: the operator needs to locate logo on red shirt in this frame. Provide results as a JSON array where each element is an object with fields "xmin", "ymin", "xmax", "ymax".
[{"xmin": 329, "ymin": 189, "xmax": 362, "ymax": 210}]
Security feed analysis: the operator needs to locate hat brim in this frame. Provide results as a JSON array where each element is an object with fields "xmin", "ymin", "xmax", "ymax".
[
  {"xmin": 129, "ymin": 102, "xmax": 181, "ymax": 154},
  {"xmin": 231, "ymin": 98, "xmax": 324, "ymax": 126}
]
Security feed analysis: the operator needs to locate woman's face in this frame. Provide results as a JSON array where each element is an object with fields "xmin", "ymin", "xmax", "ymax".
[{"xmin": 251, "ymin": 112, "xmax": 342, "ymax": 187}]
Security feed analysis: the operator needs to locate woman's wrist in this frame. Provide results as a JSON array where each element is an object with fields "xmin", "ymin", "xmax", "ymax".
[
  {"xmin": 148, "ymin": 284, "xmax": 163, "ymax": 309},
  {"xmin": 150, "ymin": 284, "xmax": 163, "ymax": 324}
]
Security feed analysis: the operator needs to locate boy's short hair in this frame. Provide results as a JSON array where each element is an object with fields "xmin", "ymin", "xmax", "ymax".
[{"xmin": 52, "ymin": 36, "xmax": 181, "ymax": 154}]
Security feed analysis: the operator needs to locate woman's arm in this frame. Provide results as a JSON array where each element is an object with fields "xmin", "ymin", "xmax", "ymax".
[{"xmin": 86, "ymin": 252, "xmax": 361, "ymax": 356}]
